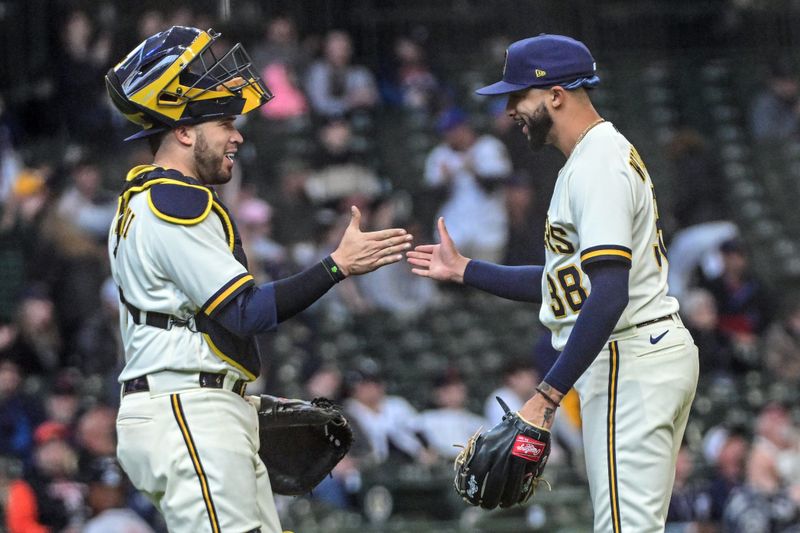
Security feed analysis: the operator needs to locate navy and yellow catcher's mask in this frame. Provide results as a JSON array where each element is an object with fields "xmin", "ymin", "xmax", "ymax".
[{"xmin": 106, "ymin": 26, "xmax": 272, "ymax": 141}]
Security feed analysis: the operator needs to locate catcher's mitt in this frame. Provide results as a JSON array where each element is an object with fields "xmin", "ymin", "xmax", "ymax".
[
  {"xmin": 256, "ymin": 394, "xmax": 353, "ymax": 496},
  {"xmin": 454, "ymin": 397, "xmax": 551, "ymax": 509}
]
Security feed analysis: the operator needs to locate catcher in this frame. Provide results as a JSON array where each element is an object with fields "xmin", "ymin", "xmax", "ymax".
[{"xmin": 107, "ymin": 26, "xmax": 405, "ymax": 533}]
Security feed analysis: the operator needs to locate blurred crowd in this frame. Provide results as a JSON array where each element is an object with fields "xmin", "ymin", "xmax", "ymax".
[{"xmin": 1, "ymin": 4, "xmax": 800, "ymax": 532}]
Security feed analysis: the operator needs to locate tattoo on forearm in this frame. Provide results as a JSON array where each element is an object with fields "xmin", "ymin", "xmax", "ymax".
[
  {"xmin": 538, "ymin": 383, "xmax": 554, "ymax": 394},
  {"xmin": 542, "ymin": 407, "xmax": 554, "ymax": 425}
]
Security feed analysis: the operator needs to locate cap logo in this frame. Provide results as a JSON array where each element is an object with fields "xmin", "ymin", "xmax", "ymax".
[
  {"xmin": 535, "ymin": 69, "xmax": 547, "ymax": 78},
  {"xmin": 502, "ymin": 50, "xmax": 509, "ymax": 77}
]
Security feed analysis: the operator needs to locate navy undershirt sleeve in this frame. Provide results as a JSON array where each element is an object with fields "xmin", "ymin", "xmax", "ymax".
[
  {"xmin": 462, "ymin": 260, "xmax": 543, "ymax": 303},
  {"xmin": 214, "ymin": 261, "xmax": 337, "ymax": 336},
  {"xmin": 543, "ymin": 261, "xmax": 630, "ymax": 393}
]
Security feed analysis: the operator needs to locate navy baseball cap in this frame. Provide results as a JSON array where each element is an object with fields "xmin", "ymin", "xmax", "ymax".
[{"xmin": 476, "ymin": 34, "xmax": 599, "ymax": 95}]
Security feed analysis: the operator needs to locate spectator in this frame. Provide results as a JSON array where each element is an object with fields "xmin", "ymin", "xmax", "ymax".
[
  {"xmin": 305, "ymin": 30, "xmax": 379, "ymax": 119},
  {"xmin": 483, "ymin": 358, "xmax": 538, "ymax": 424},
  {"xmin": 302, "ymin": 360, "xmax": 343, "ymax": 402},
  {"xmin": 763, "ymin": 298, "xmax": 800, "ymax": 386},
  {"xmin": 415, "ymin": 369, "xmax": 486, "ymax": 459},
  {"xmin": 1, "ymin": 288, "xmax": 62, "ymax": 378},
  {"xmin": 698, "ymin": 238, "xmax": 772, "ymax": 344},
  {"xmin": 753, "ymin": 403, "xmax": 800, "ymax": 488},
  {"xmin": 343, "ymin": 360, "xmax": 436, "ymax": 466},
  {"xmin": 55, "ymin": 10, "xmax": 113, "ymax": 144},
  {"xmin": 251, "ymin": 15, "xmax": 309, "ymax": 74},
  {"xmin": 270, "ymin": 160, "xmax": 317, "ymax": 252},
  {"xmin": 303, "ymin": 360, "xmax": 359, "ymax": 511},
  {"xmin": 70, "ymin": 278, "xmax": 123, "ymax": 384},
  {"xmin": 666, "ymin": 445, "xmax": 713, "ymax": 530},
  {"xmin": 703, "ymin": 426, "xmax": 750, "ymax": 522},
  {"xmin": 5, "ymin": 426, "xmax": 83, "ymax": 533},
  {"xmin": 44, "ymin": 369, "xmax": 81, "ymax": 427},
  {"xmin": 380, "ymin": 36, "xmax": 441, "ymax": 114},
  {"xmin": 667, "ymin": 220, "xmax": 739, "ymax": 303},
  {"xmin": 56, "ymin": 158, "xmax": 117, "ymax": 241},
  {"xmin": 749, "ymin": 59, "xmax": 800, "ymax": 142},
  {"xmin": 252, "ymin": 16, "xmax": 309, "ymax": 121},
  {"xmin": 83, "ymin": 456, "xmax": 155, "ymax": 533},
  {"xmin": 425, "ymin": 108, "xmax": 512, "ymax": 262},
  {"xmin": 503, "ymin": 171, "xmax": 545, "ymax": 266},
  {"xmin": 236, "ymin": 197, "xmax": 290, "ymax": 282},
  {"xmin": 0, "ymin": 359, "xmax": 43, "ymax": 462},
  {"xmin": 681, "ymin": 288, "xmax": 738, "ymax": 381},
  {"xmin": 666, "ymin": 129, "xmax": 727, "ymax": 228},
  {"xmin": 723, "ymin": 444, "xmax": 800, "ymax": 532},
  {"xmin": 74, "ymin": 405, "xmax": 117, "ymax": 473}
]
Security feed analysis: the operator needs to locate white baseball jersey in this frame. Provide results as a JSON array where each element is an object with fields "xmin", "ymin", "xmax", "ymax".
[
  {"xmin": 540, "ymin": 122, "xmax": 679, "ymax": 350},
  {"xmin": 109, "ymin": 165, "xmax": 256, "ymax": 382}
]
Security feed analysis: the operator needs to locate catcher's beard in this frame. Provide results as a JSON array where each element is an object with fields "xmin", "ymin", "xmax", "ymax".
[
  {"xmin": 194, "ymin": 130, "xmax": 227, "ymax": 184},
  {"xmin": 525, "ymin": 102, "xmax": 553, "ymax": 151}
]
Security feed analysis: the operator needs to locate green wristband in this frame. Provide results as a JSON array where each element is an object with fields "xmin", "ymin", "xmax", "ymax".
[{"xmin": 322, "ymin": 256, "xmax": 346, "ymax": 283}]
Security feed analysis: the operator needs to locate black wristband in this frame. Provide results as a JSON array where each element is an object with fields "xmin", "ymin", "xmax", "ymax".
[
  {"xmin": 536, "ymin": 387, "xmax": 560, "ymax": 408},
  {"xmin": 321, "ymin": 255, "xmax": 347, "ymax": 283}
]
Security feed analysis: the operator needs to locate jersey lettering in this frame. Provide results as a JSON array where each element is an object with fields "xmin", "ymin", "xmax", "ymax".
[
  {"xmin": 628, "ymin": 146, "xmax": 668, "ymax": 269},
  {"xmin": 545, "ymin": 217, "xmax": 576, "ymax": 255},
  {"xmin": 546, "ymin": 264, "xmax": 588, "ymax": 318}
]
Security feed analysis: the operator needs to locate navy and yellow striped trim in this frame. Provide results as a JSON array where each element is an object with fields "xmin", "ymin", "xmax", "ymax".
[
  {"xmin": 202, "ymin": 333, "xmax": 258, "ymax": 381},
  {"xmin": 202, "ymin": 272, "xmax": 254, "ymax": 317},
  {"xmin": 607, "ymin": 341, "xmax": 621, "ymax": 533},
  {"xmin": 580, "ymin": 245, "xmax": 632, "ymax": 268},
  {"xmin": 122, "ymin": 211, "xmax": 136, "ymax": 238},
  {"xmin": 171, "ymin": 394, "xmax": 220, "ymax": 533},
  {"xmin": 211, "ymin": 202, "xmax": 235, "ymax": 251}
]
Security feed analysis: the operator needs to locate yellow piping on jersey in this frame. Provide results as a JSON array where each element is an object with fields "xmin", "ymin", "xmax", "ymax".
[
  {"xmin": 126, "ymin": 165, "xmax": 158, "ymax": 182},
  {"xmin": 210, "ymin": 202, "xmax": 235, "ymax": 251},
  {"xmin": 580, "ymin": 249, "xmax": 632, "ymax": 262},
  {"xmin": 202, "ymin": 333, "xmax": 257, "ymax": 381},
  {"xmin": 146, "ymin": 183, "xmax": 213, "ymax": 225},
  {"xmin": 204, "ymin": 274, "xmax": 254, "ymax": 316}
]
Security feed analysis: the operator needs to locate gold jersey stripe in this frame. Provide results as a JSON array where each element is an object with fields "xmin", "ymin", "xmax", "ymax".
[
  {"xmin": 203, "ymin": 274, "xmax": 254, "ymax": 316},
  {"xmin": 607, "ymin": 341, "xmax": 621, "ymax": 532},
  {"xmin": 171, "ymin": 394, "xmax": 220, "ymax": 533},
  {"xmin": 580, "ymin": 249, "xmax": 632, "ymax": 262}
]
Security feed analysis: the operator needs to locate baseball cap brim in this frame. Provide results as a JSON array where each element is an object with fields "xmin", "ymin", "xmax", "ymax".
[
  {"xmin": 124, "ymin": 126, "xmax": 169, "ymax": 142},
  {"xmin": 475, "ymin": 80, "xmax": 534, "ymax": 96}
]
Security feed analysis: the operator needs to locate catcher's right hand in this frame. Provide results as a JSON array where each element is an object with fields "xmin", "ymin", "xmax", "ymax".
[{"xmin": 454, "ymin": 397, "xmax": 551, "ymax": 509}]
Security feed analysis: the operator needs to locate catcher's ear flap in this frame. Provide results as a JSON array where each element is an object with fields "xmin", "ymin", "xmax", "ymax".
[{"xmin": 495, "ymin": 396, "xmax": 512, "ymax": 414}]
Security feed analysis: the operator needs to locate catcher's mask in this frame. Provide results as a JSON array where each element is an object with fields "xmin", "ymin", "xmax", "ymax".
[{"xmin": 105, "ymin": 26, "xmax": 273, "ymax": 141}]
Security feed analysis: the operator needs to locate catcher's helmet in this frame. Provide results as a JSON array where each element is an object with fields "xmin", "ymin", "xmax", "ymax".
[{"xmin": 106, "ymin": 26, "xmax": 272, "ymax": 141}]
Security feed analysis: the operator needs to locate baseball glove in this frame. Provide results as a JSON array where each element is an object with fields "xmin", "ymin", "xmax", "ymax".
[
  {"xmin": 453, "ymin": 397, "xmax": 551, "ymax": 509},
  {"xmin": 256, "ymin": 394, "xmax": 353, "ymax": 496}
]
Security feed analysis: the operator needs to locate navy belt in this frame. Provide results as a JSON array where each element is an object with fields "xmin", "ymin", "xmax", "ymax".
[{"xmin": 122, "ymin": 372, "xmax": 247, "ymax": 397}]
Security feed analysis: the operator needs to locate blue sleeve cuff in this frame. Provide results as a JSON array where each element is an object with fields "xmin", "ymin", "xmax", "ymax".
[
  {"xmin": 213, "ymin": 283, "xmax": 278, "ymax": 337},
  {"xmin": 463, "ymin": 260, "xmax": 543, "ymax": 303}
]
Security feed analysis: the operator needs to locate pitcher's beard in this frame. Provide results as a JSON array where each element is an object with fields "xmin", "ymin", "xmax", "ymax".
[{"xmin": 525, "ymin": 103, "xmax": 553, "ymax": 151}]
